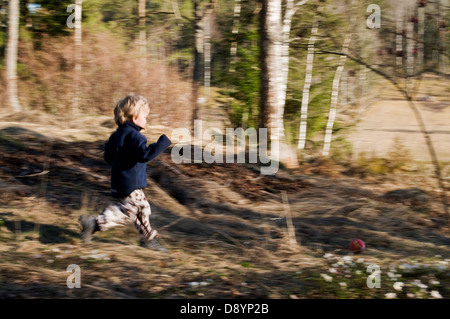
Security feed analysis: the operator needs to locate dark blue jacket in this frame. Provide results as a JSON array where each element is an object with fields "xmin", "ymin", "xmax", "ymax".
[{"xmin": 104, "ymin": 121, "xmax": 171, "ymax": 198}]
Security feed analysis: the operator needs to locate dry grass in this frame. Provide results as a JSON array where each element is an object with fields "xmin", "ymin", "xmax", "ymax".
[
  {"xmin": 6, "ymin": 28, "xmax": 193, "ymax": 130},
  {"xmin": 0, "ymin": 111, "xmax": 449, "ymax": 299}
]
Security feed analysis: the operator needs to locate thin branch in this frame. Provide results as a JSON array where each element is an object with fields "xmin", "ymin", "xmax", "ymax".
[{"xmin": 317, "ymin": 49, "xmax": 408, "ymax": 99}]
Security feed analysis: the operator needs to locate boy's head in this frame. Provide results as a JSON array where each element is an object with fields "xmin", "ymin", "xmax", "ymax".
[{"xmin": 114, "ymin": 94, "xmax": 150, "ymax": 128}]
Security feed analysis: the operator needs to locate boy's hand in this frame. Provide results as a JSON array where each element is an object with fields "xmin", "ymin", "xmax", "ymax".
[{"xmin": 159, "ymin": 134, "xmax": 172, "ymax": 145}]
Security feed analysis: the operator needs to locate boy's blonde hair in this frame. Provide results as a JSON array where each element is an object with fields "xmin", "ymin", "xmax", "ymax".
[{"xmin": 114, "ymin": 94, "xmax": 150, "ymax": 126}]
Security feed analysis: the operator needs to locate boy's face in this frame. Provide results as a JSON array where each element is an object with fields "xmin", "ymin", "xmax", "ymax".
[{"xmin": 132, "ymin": 108, "xmax": 149, "ymax": 129}]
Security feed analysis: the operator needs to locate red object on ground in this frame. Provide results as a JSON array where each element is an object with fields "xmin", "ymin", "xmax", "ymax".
[{"xmin": 349, "ymin": 239, "xmax": 366, "ymax": 253}]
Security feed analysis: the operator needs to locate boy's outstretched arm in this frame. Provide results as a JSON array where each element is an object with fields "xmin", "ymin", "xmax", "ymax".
[{"xmin": 137, "ymin": 134, "xmax": 172, "ymax": 162}]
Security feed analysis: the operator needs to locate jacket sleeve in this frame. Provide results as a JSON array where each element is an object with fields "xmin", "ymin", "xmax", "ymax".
[{"xmin": 136, "ymin": 134, "xmax": 172, "ymax": 162}]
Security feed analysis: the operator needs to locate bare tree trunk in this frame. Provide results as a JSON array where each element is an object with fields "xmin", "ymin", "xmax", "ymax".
[
  {"xmin": 73, "ymin": 0, "xmax": 82, "ymax": 113},
  {"xmin": 203, "ymin": 7, "xmax": 212, "ymax": 100},
  {"xmin": 259, "ymin": 0, "xmax": 283, "ymax": 164},
  {"xmin": 192, "ymin": 0, "xmax": 203, "ymax": 127},
  {"xmin": 260, "ymin": 0, "xmax": 300, "ymax": 169},
  {"xmin": 297, "ymin": 10, "xmax": 320, "ymax": 149},
  {"xmin": 396, "ymin": 6, "xmax": 404, "ymax": 70},
  {"xmin": 417, "ymin": 4, "xmax": 425, "ymax": 72},
  {"xmin": 406, "ymin": 5, "xmax": 415, "ymax": 95},
  {"xmin": 281, "ymin": 0, "xmax": 308, "ymax": 114},
  {"xmin": 439, "ymin": 0, "xmax": 448, "ymax": 74},
  {"xmin": 322, "ymin": 33, "xmax": 351, "ymax": 156},
  {"xmin": 6, "ymin": 0, "xmax": 22, "ymax": 112},
  {"xmin": 259, "ymin": 0, "xmax": 282, "ymax": 135},
  {"xmin": 229, "ymin": 0, "xmax": 241, "ymax": 73},
  {"xmin": 322, "ymin": 1, "xmax": 356, "ymax": 156}
]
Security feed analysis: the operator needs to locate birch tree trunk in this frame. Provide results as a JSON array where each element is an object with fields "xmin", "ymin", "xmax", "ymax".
[
  {"xmin": 417, "ymin": 4, "xmax": 425, "ymax": 72},
  {"xmin": 322, "ymin": 34, "xmax": 351, "ymax": 156},
  {"xmin": 73, "ymin": 0, "xmax": 82, "ymax": 113},
  {"xmin": 229, "ymin": 0, "xmax": 241, "ymax": 73},
  {"xmin": 396, "ymin": 6, "xmax": 404, "ymax": 70},
  {"xmin": 406, "ymin": 6, "xmax": 415, "ymax": 95},
  {"xmin": 192, "ymin": 0, "xmax": 203, "ymax": 127},
  {"xmin": 259, "ymin": 0, "xmax": 282, "ymax": 165},
  {"xmin": 322, "ymin": 0, "xmax": 357, "ymax": 156},
  {"xmin": 297, "ymin": 10, "xmax": 320, "ymax": 149},
  {"xmin": 439, "ymin": 0, "xmax": 448, "ymax": 74},
  {"xmin": 203, "ymin": 7, "xmax": 212, "ymax": 100},
  {"xmin": 259, "ymin": 0, "xmax": 300, "ymax": 169},
  {"xmin": 259, "ymin": 0, "xmax": 283, "ymax": 135},
  {"xmin": 280, "ymin": 0, "xmax": 307, "ymax": 113},
  {"xmin": 6, "ymin": 0, "xmax": 22, "ymax": 112}
]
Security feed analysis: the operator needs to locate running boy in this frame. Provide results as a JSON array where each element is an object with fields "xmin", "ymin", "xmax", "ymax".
[{"xmin": 79, "ymin": 94, "xmax": 171, "ymax": 251}]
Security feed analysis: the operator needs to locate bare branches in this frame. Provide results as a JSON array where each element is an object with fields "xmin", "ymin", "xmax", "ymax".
[{"xmin": 317, "ymin": 49, "xmax": 408, "ymax": 99}]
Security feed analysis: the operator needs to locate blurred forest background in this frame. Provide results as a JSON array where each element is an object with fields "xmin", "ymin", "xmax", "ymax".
[
  {"xmin": 0, "ymin": 0, "xmax": 450, "ymax": 299},
  {"xmin": 1, "ymin": 0, "xmax": 448, "ymax": 142}
]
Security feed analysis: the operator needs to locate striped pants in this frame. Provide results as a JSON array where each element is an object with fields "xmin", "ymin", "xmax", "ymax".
[{"xmin": 96, "ymin": 189, "xmax": 158, "ymax": 243}]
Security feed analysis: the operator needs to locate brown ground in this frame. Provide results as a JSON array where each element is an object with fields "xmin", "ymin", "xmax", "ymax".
[{"xmin": 0, "ymin": 76, "xmax": 449, "ymax": 299}]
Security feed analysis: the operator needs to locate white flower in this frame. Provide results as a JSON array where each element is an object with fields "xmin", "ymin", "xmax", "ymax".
[
  {"xmin": 329, "ymin": 267, "xmax": 337, "ymax": 274},
  {"xmin": 323, "ymin": 253, "xmax": 334, "ymax": 259},
  {"xmin": 321, "ymin": 274, "xmax": 333, "ymax": 282},
  {"xmin": 413, "ymin": 280, "xmax": 428, "ymax": 289},
  {"xmin": 385, "ymin": 293, "xmax": 397, "ymax": 299},
  {"xmin": 430, "ymin": 290, "xmax": 443, "ymax": 299},
  {"xmin": 339, "ymin": 282, "xmax": 347, "ymax": 288},
  {"xmin": 387, "ymin": 272, "xmax": 396, "ymax": 280},
  {"xmin": 429, "ymin": 280, "xmax": 440, "ymax": 285},
  {"xmin": 407, "ymin": 293, "xmax": 415, "ymax": 298},
  {"xmin": 393, "ymin": 282, "xmax": 404, "ymax": 291},
  {"xmin": 355, "ymin": 270, "xmax": 362, "ymax": 275},
  {"xmin": 342, "ymin": 256, "xmax": 353, "ymax": 264}
]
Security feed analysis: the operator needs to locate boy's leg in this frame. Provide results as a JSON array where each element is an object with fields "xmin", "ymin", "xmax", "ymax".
[
  {"xmin": 128, "ymin": 189, "xmax": 158, "ymax": 244},
  {"xmin": 81, "ymin": 189, "xmax": 164, "ymax": 250},
  {"xmin": 96, "ymin": 200, "xmax": 134, "ymax": 231},
  {"xmin": 80, "ymin": 199, "xmax": 129, "ymax": 243},
  {"xmin": 130, "ymin": 190, "xmax": 167, "ymax": 252}
]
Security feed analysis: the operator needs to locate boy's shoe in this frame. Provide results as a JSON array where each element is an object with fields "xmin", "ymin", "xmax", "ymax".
[
  {"xmin": 140, "ymin": 238, "xmax": 168, "ymax": 252},
  {"xmin": 79, "ymin": 215, "xmax": 97, "ymax": 243}
]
